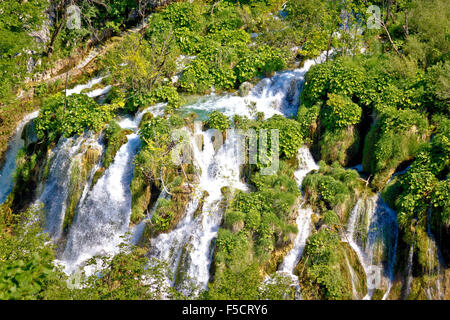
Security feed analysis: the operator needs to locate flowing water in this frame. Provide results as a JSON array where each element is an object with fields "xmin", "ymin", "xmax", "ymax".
[
  {"xmin": 148, "ymin": 124, "xmax": 247, "ymax": 296},
  {"xmin": 57, "ymin": 109, "xmax": 148, "ymax": 273},
  {"xmin": 424, "ymin": 208, "xmax": 445, "ymax": 300},
  {"xmin": 278, "ymin": 146, "xmax": 318, "ymax": 274},
  {"xmin": 36, "ymin": 132, "xmax": 103, "ymax": 241},
  {"xmin": 180, "ymin": 52, "xmax": 329, "ymax": 120},
  {"xmin": 403, "ymin": 243, "xmax": 414, "ymax": 299},
  {"xmin": 0, "ymin": 111, "xmax": 39, "ymax": 204},
  {"xmin": 263, "ymin": 146, "xmax": 318, "ymax": 299},
  {"xmin": 66, "ymin": 76, "xmax": 105, "ymax": 97},
  {"xmin": 4, "ymin": 51, "xmax": 423, "ymax": 299},
  {"xmin": 345, "ymin": 195, "xmax": 398, "ymax": 300}
]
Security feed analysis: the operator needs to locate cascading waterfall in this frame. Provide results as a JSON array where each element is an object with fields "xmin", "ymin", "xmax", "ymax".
[
  {"xmin": 66, "ymin": 76, "xmax": 105, "ymax": 96},
  {"xmin": 36, "ymin": 132, "xmax": 102, "ymax": 241},
  {"xmin": 27, "ymin": 52, "xmax": 334, "ymax": 293},
  {"xmin": 264, "ymin": 146, "xmax": 318, "ymax": 299},
  {"xmin": 59, "ymin": 114, "xmax": 144, "ymax": 274},
  {"xmin": 345, "ymin": 195, "xmax": 398, "ymax": 300},
  {"xmin": 0, "ymin": 111, "xmax": 39, "ymax": 204},
  {"xmin": 278, "ymin": 146, "xmax": 319, "ymax": 274},
  {"xmin": 403, "ymin": 243, "xmax": 414, "ymax": 299},
  {"xmin": 425, "ymin": 208, "xmax": 445, "ymax": 300},
  {"xmin": 148, "ymin": 123, "xmax": 246, "ymax": 295},
  {"xmin": 181, "ymin": 52, "xmax": 329, "ymax": 120},
  {"xmin": 345, "ymin": 252, "xmax": 362, "ymax": 300},
  {"xmin": 145, "ymin": 52, "xmax": 329, "ymax": 295}
]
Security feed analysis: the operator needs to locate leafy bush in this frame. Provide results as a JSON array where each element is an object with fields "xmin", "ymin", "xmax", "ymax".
[
  {"xmin": 207, "ymin": 111, "xmax": 230, "ymax": 131},
  {"xmin": 103, "ymin": 120, "xmax": 130, "ymax": 169},
  {"xmin": 362, "ymin": 109, "xmax": 430, "ymax": 188},
  {"xmin": 302, "ymin": 162, "xmax": 363, "ymax": 219},
  {"xmin": 321, "ymin": 93, "xmax": 362, "ymax": 131},
  {"xmin": 35, "ymin": 93, "xmax": 115, "ymax": 140},
  {"xmin": 261, "ymin": 115, "xmax": 304, "ymax": 159},
  {"xmin": 297, "ymin": 229, "xmax": 354, "ymax": 300}
]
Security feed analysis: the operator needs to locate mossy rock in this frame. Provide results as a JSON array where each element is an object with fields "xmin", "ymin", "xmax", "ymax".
[
  {"xmin": 194, "ymin": 191, "xmax": 209, "ymax": 219},
  {"xmin": 319, "ymin": 126, "xmax": 360, "ymax": 167},
  {"xmin": 295, "ymin": 230, "xmax": 367, "ymax": 300},
  {"xmin": 144, "ymin": 185, "xmax": 192, "ymax": 239},
  {"xmin": 63, "ymin": 146, "xmax": 102, "ymax": 233}
]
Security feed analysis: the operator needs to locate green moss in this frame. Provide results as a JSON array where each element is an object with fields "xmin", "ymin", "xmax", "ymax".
[
  {"xmin": 63, "ymin": 146, "xmax": 101, "ymax": 233},
  {"xmin": 103, "ymin": 120, "xmax": 131, "ymax": 169},
  {"xmin": 295, "ymin": 229, "xmax": 366, "ymax": 300},
  {"xmin": 380, "ymin": 176, "xmax": 402, "ymax": 209},
  {"xmin": 362, "ymin": 109, "xmax": 430, "ymax": 190},
  {"xmin": 302, "ymin": 162, "xmax": 365, "ymax": 222},
  {"xmin": 143, "ymin": 185, "xmax": 191, "ymax": 240},
  {"xmin": 319, "ymin": 126, "xmax": 360, "ymax": 166}
]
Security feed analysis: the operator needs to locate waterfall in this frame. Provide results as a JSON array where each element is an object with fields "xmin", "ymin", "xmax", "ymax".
[
  {"xmin": 403, "ymin": 243, "xmax": 414, "ymax": 299},
  {"xmin": 58, "ymin": 110, "xmax": 146, "ymax": 274},
  {"xmin": 22, "ymin": 50, "xmax": 332, "ymax": 292},
  {"xmin": 424, "ymin": 208, "xmax": 445, "ymax": 300},
  {"xmin": 65, "ymin": 76, "xmax": 105, "ymax": 97},
  {"xmin": 148, "ymin": 124, "xmax": 246, "ymax": 296},
  {"xmin": 263, "ymin": 146, "xmax": 318, "ymax": 299},
  {"xmin": 345, "ymin": 252, "xmax": 362, "ymax": 300},
  {"xmin": 181, "ymin": 52, "xmax": 329, "ymax": 120},
  {"xmin": 278, "ymin": 146, "xmax": 318, "ymax": 274},
  {"xmin": 60, "ymin": 133, "xmax": 140, "ymax": 273},
  {"xmin": 0, "ymin": 111, "xmax": 39, "ymax": 204},
  {"xmin": 36, "ymin": 133, "xmax": 102, "ymax": 241},
  {"xmin": 344, "ymin": 195, "xmax": 398, "ymax": 300}
]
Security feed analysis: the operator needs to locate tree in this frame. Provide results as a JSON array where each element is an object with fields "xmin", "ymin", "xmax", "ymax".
[{"xmin": 0, "ymin": 0, "xmax": 48, "ymax": 100}]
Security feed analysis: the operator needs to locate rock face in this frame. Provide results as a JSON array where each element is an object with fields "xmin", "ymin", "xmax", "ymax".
[
  {"xmin": 239, "ymin": 82, "xmax": 254, "ymax": 97},
  {"xmin": 29, "ymin": 23, "xmax": 50, "ymax": 44},
  {"xmin": 21, "ymin": 120, "xmax": 38, "ymax": 148}
]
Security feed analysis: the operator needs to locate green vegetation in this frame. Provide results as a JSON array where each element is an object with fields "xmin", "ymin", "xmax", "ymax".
[
  {"xmin": 0, "ymin": 0, "xmax": 449, "ymax": 301},
  {"xmin": 35, "ymin": 93, "xmax": 116, "ymax": 142},
  {"xmin": 207, "ymin": 111, "xmax": 231, "ymax": 131},
  {"xmin": 296, "ymin": 229, "xmax": 366, "ymax": 300},
  {"xmin": 130, "ymin": 114, "xmax": 194, "ymax": 225},
  {"xmin": 208, "ymin": 161, "xmax": 300, "ymax": 299},
  {"xmin": 302, "ymin": 162, "xmax": 365, "ymax": 222},
  {"xmin": 103, "ymin": 120, "xmax": 131, "ymax": 169}
]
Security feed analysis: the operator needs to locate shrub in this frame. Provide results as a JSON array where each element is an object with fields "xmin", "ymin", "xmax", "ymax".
[
  {"xmin": 35, "ymin": 93, "xmax": 115, "ymax": 140},
  {"xmin": 261, "ymin": 115, "xmax": 304, "ymax": 159},
  {"xmin": 321, "ymin": 93, "xmax": 362, "ymax": 131},
  {"xmin": 207, "ymin": 111, "xmax": 230, "ymax": 131}
]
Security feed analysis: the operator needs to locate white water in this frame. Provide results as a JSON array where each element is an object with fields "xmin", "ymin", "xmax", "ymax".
[
  {"xmin": 345, "ymin": 195, "xmax": 398, "ymax": 300},
  {"xmin": 66, "ymin": 76, "xmax": 104, "ymax": 96},
  {"xmin": 148, "ymin": 124, "xmax": 247, "ymax": 295},
  {"xmin": 182, "ymin": 52, "xmax": 329, "ymax": 120},
  {"xmin": 425, "ymin": 208, "xmax": 445, "ymax": 300},
  {"xmin": 345, "ymin": 252, "xmax": 362, "ymax": 300},
  {"xmin": 403, "ymin": 243, "xmax": 414, "ymax": 299},
  {"xmin": 57, "ymin": 110, "xmax": 146, "ymax": 273},
  {"xmin": 117, "ymin": 103, "xmax": 166, "ymax": 130},
  {"xmin": 86, "ymin": 85, "xmax": 112, "ymax": 98},
  {"xmin": 37, "ymin": 133, "xmax": 102, "ymax": 241},
  {"xmin": 278, "ymin": 146, "xmax": 318, "ymax": 274},
  {"xmin": 0, "ymin": 111, "xmax": 39, "ymax": 204},
  {"xmin": 60, "ymin": 133, "xmax": 140, "ymax": 273},
  {"xmin": 32, "ymin": 51, "xmax": 338, "ymax": 294},
  {"xmin": 265, "ymin": 146, "xmax": 318, "ymax": 299}
]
